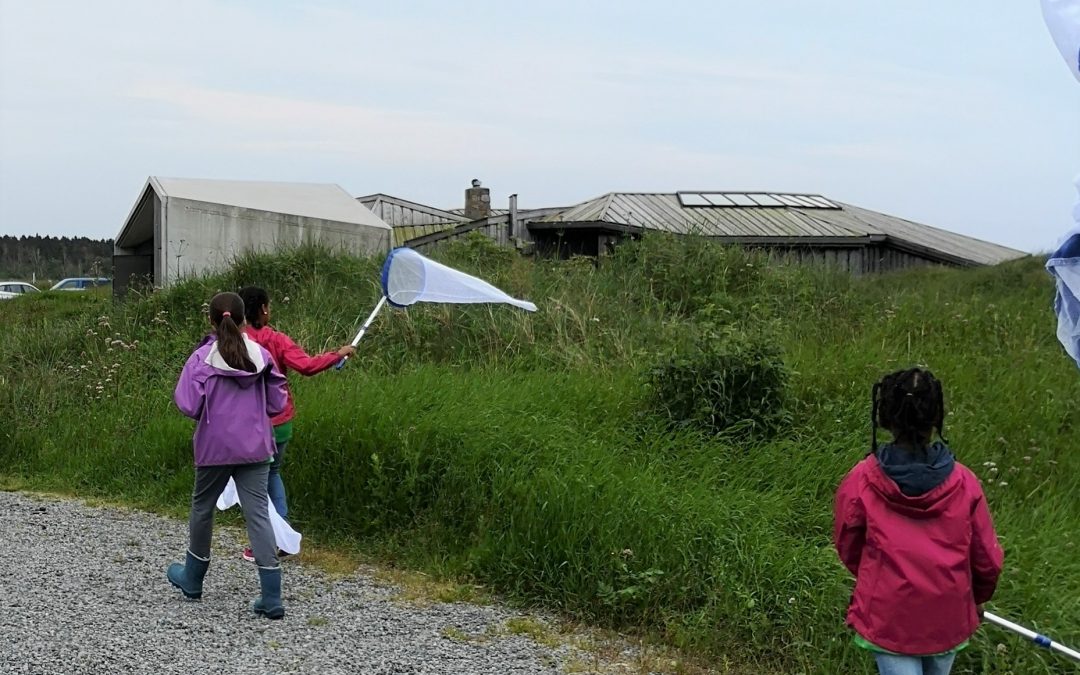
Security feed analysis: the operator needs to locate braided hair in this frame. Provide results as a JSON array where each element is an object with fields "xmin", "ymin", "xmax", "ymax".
[{"xmin": 871, "ymin": 367, "xmax": 946, "ymax": 454}]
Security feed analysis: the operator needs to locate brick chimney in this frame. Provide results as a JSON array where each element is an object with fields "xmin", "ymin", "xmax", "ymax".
[{"xmin": 464, "ymin": 179, "xmax": 491, "ymax": 220}]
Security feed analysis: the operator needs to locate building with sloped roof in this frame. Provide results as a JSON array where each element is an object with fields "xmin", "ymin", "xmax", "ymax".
[
  {"xmin": 372, "ymin": 186, "xmax": 1024, "ymax": 272},
  {"xmin": 529, "ymin": 191, "xmax": 1024, "ymax": 273},
  {"xmin": 113, "ymin": 177, "xmax": 392, "ymax": 297}
]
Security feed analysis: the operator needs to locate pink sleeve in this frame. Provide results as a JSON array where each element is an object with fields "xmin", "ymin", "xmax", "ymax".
[
  {"xmin": 277, "ymin": 332, "xmax": 340, "ymax": 376},
  {"xmin": 970, "ymin": 490, "xmax": 1004, "ymax": 604},
  {"xmin": 833, "ymin": 469, "xmax": 866, "ymax": 576}
]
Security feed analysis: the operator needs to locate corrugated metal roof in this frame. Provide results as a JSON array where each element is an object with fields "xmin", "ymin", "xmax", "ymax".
[
  {"xmin": 153, "ymin": 177, "xmax": 390, "ymax": 229},
  {"xmin": 824, "ymin": 202, "xmax": 1022, "ymax": 267},
  {"xmin": 358, "ymin": 194, "xmax": 468, "ymax": 229},
  {"xmin": 537, "ymin": 192, "xmax": 1024, "ymax": 265}
]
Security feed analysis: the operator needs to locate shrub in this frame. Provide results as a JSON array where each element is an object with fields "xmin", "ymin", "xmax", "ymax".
[
  {"xmin": 645, "ymin": 324, "xmax": 791, "ymax": 437},
  {"xmin": 609, "ymin": 233, "xmax": 768, "ymax": 316}
]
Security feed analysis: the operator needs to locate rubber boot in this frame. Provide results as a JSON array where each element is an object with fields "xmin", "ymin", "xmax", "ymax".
[
  {"xmin": 253, "ymin": 566, "xmax": 285, "ymax": 619},
  {"xmin": 167, "ymin": 550, "xmax": 210, "ymax": 599}
]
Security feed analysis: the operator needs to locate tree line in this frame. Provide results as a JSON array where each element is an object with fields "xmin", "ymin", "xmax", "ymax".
[{"xmin": 0, "ymin": 235, "xmax": 113, "ymax": 281}]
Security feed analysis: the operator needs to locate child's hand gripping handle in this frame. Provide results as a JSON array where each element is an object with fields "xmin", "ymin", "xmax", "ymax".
[{"xmin": 335, "ymin": 296, "xmax": 388, "ymax": 370}]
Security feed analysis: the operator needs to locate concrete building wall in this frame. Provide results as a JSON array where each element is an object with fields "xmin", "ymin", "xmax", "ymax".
[{"xmin": 162, "ymin": 198, "xmax": 390, "ymax": 283}]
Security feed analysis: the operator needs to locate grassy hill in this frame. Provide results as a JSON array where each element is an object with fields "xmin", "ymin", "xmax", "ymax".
[{"xmin": 1, "ymin": 234, "xmax": 1076, "ymax": 674}]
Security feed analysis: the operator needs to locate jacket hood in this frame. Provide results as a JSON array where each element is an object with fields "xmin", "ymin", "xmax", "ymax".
[
  {"xmin": 867, "ymin": 443, "xmax": 961, "ymax": 517},
  {"xmin": 200, "ymin": 335, "xmax": 269, "ymax": 388}
]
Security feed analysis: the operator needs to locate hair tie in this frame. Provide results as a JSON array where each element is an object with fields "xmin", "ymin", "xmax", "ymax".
[{"xmin": 222, "ymin": 311, "xmax": 231, "ymax": 318}]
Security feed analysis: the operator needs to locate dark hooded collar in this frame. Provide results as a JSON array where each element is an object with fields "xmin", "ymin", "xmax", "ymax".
[{"xmin": 874, "ymin": 441, "xmax": 956, "ymax": 497}]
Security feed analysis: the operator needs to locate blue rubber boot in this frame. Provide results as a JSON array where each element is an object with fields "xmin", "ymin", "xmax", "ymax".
[
  {"xmin": 166, "ymin": 550, "xmax": 210, "ymax": 599},
  {"xmin": 253, "ymin": 566, "xmax": 285, "ymax": 619}
]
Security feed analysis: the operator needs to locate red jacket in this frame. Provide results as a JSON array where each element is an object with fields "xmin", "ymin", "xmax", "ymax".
[
  {"xmin": 244, "ymin": 325, "xmax": 340, "ymax": 426},
  {"xmin": 833, "ymin": 455, "xmax": 1004, "ymax": 655}
]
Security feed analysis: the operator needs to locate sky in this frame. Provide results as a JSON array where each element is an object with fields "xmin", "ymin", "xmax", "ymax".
[{"xmin": 0, "ymin": 0, "xmax": 1077, "ymax": 252}]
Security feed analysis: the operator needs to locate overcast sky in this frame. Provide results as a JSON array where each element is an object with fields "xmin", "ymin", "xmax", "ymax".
[{"xmin": 1, "ymin": 0, "xmax": 1077, "ymax": 252}]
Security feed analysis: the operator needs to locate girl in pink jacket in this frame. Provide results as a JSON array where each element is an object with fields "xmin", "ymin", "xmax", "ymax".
[
  {"xmin": 236, "ymin": 285, "xmax": 355, "ymax": 563},
  {"xmin": 834, "ymin": 368, "xmax": 1004, "ymax": 675}
]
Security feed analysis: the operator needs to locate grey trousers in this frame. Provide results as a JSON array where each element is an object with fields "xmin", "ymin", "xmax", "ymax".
[{"xmin": 188, "ymin": 462, "xmax": 279, "ymax": 568}]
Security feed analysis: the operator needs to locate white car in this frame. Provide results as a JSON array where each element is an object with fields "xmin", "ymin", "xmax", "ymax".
[
  {"xmin": 0, "ymin": 281, "xmax": 41, "ymax": 300},
  {"xmin": 50, "ymin": 277, "xmax": 111, "ymax": 291}
]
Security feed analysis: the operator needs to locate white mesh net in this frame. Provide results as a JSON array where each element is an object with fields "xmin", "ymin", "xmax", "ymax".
[{"xmin": 382, "ymin": 247, "xmax": 537, "ymax": 312}]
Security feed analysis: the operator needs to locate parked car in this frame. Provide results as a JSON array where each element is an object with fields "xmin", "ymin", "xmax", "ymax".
[
  {"xmin": 0, "ymin": 281, "xmax": 41, "ymax": 300},
  {"xmin": 50, "ymin": 277, "xmax": 111, "ymax": 291}
]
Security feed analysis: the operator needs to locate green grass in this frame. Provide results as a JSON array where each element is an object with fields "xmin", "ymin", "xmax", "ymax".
[{"xmin": 1, "ymin": 234, "xmax": 1077, "ymax": 674}]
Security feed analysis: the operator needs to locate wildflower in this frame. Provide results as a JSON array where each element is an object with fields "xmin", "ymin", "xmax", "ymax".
[
  {"xmin": 998, "ymin": 481, "xmax": 1008, "ymax": 487},
  {"xmin": 1022, "ymin": 456, "xmax": 1032, "ymax": 462}
]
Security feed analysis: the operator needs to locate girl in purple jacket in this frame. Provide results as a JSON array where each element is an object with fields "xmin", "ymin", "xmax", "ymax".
[{"xmin": 167, "ymin": 292, "xmax": 290, "ymax": 619}]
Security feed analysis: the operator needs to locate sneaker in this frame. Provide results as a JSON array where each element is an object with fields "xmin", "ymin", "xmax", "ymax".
[{"xmin": 241, "ymin": 547, "xmax": 255, "ymax": 563}]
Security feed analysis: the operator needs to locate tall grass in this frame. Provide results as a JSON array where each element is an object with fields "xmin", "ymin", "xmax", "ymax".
[{"xmin": 1, "ymin": 234, "xmax": 1077, "ymax": 674}]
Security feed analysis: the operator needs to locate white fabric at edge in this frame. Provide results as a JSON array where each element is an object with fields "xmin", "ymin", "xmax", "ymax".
[{"xmin": 216, "ymin": 478, "xmax": 302, "ymax": 554}]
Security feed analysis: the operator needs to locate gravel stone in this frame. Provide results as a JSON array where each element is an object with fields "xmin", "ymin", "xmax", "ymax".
[{"xmin": 0, "ymin": 491, "xmax": 586, "ymax": 675}]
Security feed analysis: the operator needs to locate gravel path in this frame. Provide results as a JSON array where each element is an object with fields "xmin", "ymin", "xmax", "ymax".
[{"xmin": 0, "ymin": 491, "xmax": 601, "ymax": 675}]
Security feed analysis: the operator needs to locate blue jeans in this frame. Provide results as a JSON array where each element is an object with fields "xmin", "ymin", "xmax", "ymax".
[
  {"xmin": 874, "ymin": 652, "xmax": 956, "ymax": 675},
  {"xmin": 266, "ymin": 440, "xmax": 289, "ymax": 520}
]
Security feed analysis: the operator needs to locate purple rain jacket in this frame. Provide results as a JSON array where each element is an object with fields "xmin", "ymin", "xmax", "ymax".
[{"xmin": 174, "ymin": 334, "xmax": 289, "ymax": 467}]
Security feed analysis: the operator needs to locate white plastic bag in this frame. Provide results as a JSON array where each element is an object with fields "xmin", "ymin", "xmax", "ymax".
[{"xmin": 216, "ymin": 478, "xmax": 302, "ymax": 555}]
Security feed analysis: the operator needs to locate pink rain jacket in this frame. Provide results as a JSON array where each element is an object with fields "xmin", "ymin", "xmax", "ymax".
[{"xmin": 834, "ymin": 455, "xmax": 1004, "ymax": 655}]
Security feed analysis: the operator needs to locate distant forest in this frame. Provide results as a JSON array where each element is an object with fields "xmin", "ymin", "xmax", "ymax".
[{"xmin": 0, "ymin": 235, "xmax": 113, "ymax": 282}]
